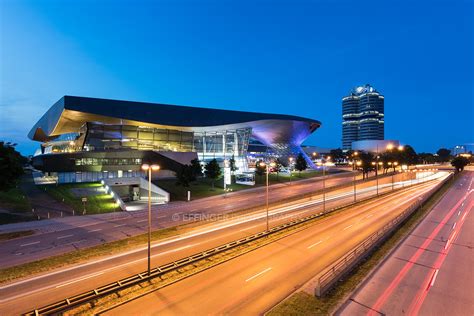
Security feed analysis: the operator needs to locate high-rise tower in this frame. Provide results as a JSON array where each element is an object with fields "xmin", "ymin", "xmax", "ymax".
[{"xmin": 342, "ymin": 84, "xmax": 384, "ymax": 150}]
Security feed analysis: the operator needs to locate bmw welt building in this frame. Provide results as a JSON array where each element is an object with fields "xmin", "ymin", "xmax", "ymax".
[{"xmin": 29, "ymin": 96, "xmax": 321, "ymax": 183}]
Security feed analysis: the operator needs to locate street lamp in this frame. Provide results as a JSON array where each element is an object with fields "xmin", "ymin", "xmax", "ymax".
[
  {"xmin": 355, "ymin": 160, "xmax": 362, "ymax": 201},
  {"xmin": 260, "ymin": 161, "xmax": 276, "ymax": 232},
  {"xmin": 321, "ymin": 156, "xmax": 331, "ymax": 212},
  {"xmin": 288, "ymin": 157, "xmax": 294, "ymax": 185},
  {"xmin": 141, "ymin": 163, "xmax": 160, "ymax": 276}
]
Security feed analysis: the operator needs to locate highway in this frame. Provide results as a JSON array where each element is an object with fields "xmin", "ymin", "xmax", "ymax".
[
  {"xmin": 104, "ymin": 174, "xmax": 449, "ymax": 315},
  {"xmin": 338, "ymin": 171, "xmax": 473, "ymax": 316},
  {"xmin": 0, "ymin": 171, "xmax": 419, "ymax": 268},
  {"xmin": 0, "ymin": 172, "xmax": 443, "ymax": 315},
  {"xmin": 0, "ymin": 171, "xmax": 361, "ymax": 267}
]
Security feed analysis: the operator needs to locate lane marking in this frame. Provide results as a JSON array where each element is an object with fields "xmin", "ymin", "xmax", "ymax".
[
  {"xmin": 55, "ymin": 271, "xmax": 104, "ymax": 288},
  {"xmin": 461, "ymin": 211, "xmax": 468, "ymax": 221},
  {"xmin": 458, "ymin": 210, "xmax": 461, "ymax": 216},
  {"xmin": 57, "ymin": 234, "xmax": 74, "ymax": 240},
  {"xmin": 88, "ymin": 229, "xmax": 102, "ymax": 233},
  {"xmin": 20, "ymin": 241, "xmax": 40, "ymax": 247},
  {"xmin": 137, "ymin": 219, "xmax": 147, "ymax": 223},
  {"xmin": 307, "ymin": 240, "xmax": 323, "ymax": 249},
  {"xmin": 114, "ymin": 224, "xmax": 126, "ymax": 228},
  {"xmin": 343, "ymin": 225, "xmax": 353, "ymax": 231},
  {"xmin": 0, "ymin": 244, "xmax": 194, "ymax": 303},
  {"xmin": 452, "ymin": 222, "xmax": 456, "ymax": 230},
  {"xmin": 245, "ymin": 267, "xmax": 272, "ymax": 282},
  {"xmin": 366, "ymin": 214, "xmax": 373, "ymax": 218},
  {"xmin": 368, "ymin": 188, "xmax": 472, "ymax": 315},
  {"xmin": 429, "ymin": 269, "xmax": 439, "ymax": 287}
]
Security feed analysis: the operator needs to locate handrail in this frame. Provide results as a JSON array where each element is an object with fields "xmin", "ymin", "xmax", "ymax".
[{"xmin": 315, "ymin": 173, "xmax": 453, "ymax": 297}]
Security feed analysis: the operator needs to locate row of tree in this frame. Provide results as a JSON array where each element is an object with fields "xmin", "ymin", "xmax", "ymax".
[
  {"xmin": 254, "ymin": 153, "xmax": 308, "ymax": 178},
  {"xmin": 175, "ymin": 153, "xmax": 311, "ymax": 188},
  {"xmin": 329, "ymin": 146, "xmax": 459, "ymax": 166},
  {"xmin": 0, "ymin": 142, "xmax": 27, "ymax": 191}
]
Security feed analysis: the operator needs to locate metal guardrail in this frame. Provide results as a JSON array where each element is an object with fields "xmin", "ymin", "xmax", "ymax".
[
  {"xmin": 315, "ymin": 173, "xmax": 453, "ymax": 297},
  {"xmin": 25, "ymin": 172, "xmax": 441, "ymax": 315}
]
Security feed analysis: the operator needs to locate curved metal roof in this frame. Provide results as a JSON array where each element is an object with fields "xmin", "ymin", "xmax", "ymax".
[{"xmin": 28, "ymin": 96, "xmax": 321, "ymax": 145}]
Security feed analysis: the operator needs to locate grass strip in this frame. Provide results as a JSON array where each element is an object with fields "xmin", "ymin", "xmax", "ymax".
[
  {"xmin": 39, "ymin": 183, "xmax": 119, "ymax": 214},
  {"xmin": 267, "ymin": 174, "xmax": 456, "ymax": 316},
  {"xmin": 0, "ymin": 187, "xmax": 31, "ymax": 212},
  {"xmin": 0, "ymin": 230, "xmax": 35, "ymax": 241},
  {"xmin": 0, "ymin": 227, "xmax": 178, "ymax": 284}
]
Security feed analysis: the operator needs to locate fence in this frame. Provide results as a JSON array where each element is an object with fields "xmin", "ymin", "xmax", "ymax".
[{"xmin": 315, "ymin": 173, "xmax": 453, "ymax": 297}]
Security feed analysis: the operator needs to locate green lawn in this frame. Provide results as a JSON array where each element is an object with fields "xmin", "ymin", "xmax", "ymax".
[
  {"xmin": 39, "ymin": 182, "xmax": 119, "ymax": 214},
  {"xmin": 156, "ymin": 170, "xmax": 336, "ymax": 201},
  {"xmin": 0, "ymin": 187, "xmax": 31, "ymax": 212}
]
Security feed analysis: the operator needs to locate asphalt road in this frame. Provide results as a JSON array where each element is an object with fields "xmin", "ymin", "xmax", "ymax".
[
  {"xmin": 338, "ymin": 171, "xmax": 473, "ymax": 316},
  {"xmin": 104, "ymin": 176, "xmax": 449, "ymax": 315},
  {"xmin": 0, "ymin": 171, "xmax": 420, "ymax": 268},
  {"xmin": 0, "ymin": 172, "xmax": 444, "ymax": 315}
]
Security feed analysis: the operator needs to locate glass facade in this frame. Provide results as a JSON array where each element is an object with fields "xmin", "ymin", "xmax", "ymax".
[
  {"xmin": 41, "ymin": 123, "xmax": 252, "ymax": 171},
  {"xmin": 342, "ymin": 84, "xmax": 384, "ymax": 150},
  {"xmin": 57, "ymin": 170, "xmax": 144, "ymax": 183}
]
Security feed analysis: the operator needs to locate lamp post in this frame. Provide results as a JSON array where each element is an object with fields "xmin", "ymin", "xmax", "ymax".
[
  {"xmin": 392, "ymin": 162, "xmax": 399, "ymax": 189},
  {"xmin": 141, "ymin": 163, "xmax": 160, "ymax": 276},
  {"xmin": 321, "ymin": 156, "xmax": 331, "ymax": 212},
  {"xmin": 371, "ymin": 161, "xmax": 379, "ymax": 196},
  {"xmin": 388, "ymin": 162, "xmax": 394, "ymax": 190},
  {"xmin": 260, "ymin": 161, "xmax": 276, "ymax": 232},
  {"xmin": 355, "ymin": 161, "xmax": 362, "ymax": 202},
  {"xmin": 288, "ymin": 157, "xmax": 294, "ymax": 185}
]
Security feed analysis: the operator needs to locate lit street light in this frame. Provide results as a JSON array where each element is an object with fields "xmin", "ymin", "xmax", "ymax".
[
  {"xmin": 141, "ymin": 163, "xmax": 160, "ymax": 276},
  {"xmin": 318, "ymin": 156, "xmax": 331, "ymax": 212},
  {"xmin": 288, "ymin": 157, "xmax": 294, "ymax": 185},
  {"xmin": 260, "ymin": 161, "xmax": 276, "ymax": 232}
]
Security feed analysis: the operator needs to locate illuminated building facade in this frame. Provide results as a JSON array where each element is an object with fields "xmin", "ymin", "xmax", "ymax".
[
  {"xmin": 29, "ymin": 96, "xmax": 321, "ymax": 183},
  {"xmin": 342, "ymin": 84, "xmax": 384, "ymax": 150}
]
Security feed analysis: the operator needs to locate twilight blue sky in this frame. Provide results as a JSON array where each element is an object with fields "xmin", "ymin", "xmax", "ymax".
[{"xmin": 1, "ymin": 0, "xmax": 473, "ymax": 155}]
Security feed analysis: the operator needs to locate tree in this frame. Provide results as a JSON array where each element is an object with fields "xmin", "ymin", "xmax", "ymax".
[
  {"xmin": 399, "ymin": 145, "xmax": 418, "ymax": 166},
  {"xmin": 274, "ymin": 158, "xmax": 284, "ymax": 180},
  {"xmin": 418, "ymin": 152, "xmax": 437, "ymax": 165},
  {"xmin": 329, "ymin": 148, "xmax": 345, "ymax": 163},
  {"xmin": 229, "ymin": 155, "xmax": 237, "ymax": 174},
  {"xmin": 358, "ymin": 151, "xmax": 374, "ymax": 179},
  {"xmin": 190, "ymin": 158, "xmax": 202, "ymax": 180},
  {"xmin": 175, "ymin": 165, "xmax": 194, "ymax": 187},
  {"xmin": 294, "ymin": 153, "xmax": 307, "ymax": 175},
  {"xmin": 0, "ymin": 142, "xmax": 25, "ymax": 191},
  {"xmin": 437, "ymin": 148, "xmax": 451, "ymax": 162},
  {"xmin": 451, "ymin": 156, "xmax": 469, "ymax": 172},
  {"xmin": 204, "ymin": 159, "xmax": 221, "ymax": 189}
]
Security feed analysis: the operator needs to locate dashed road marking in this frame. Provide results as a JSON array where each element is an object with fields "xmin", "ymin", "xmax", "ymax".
[
  {"xmin": 55, "ymin": 271, "xmax": 104, "ymax": 288},
  {"xmin": 343, "ymin": 225, "xmax": 353, "ymax": 231},
  {"xmin": 20, "ymin": 241, "xmax": 40, "ymax": 247},
  {"xmin": 245, "ymin": 267, "xmax": 272, "ymax": 282},
  {"xmin": 307, "ymin": 240, "xmax": 323, "ymax": 249},
  {"xmin": 57, "ymin": 234, "xmax": 74, "ymax": 239}
]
